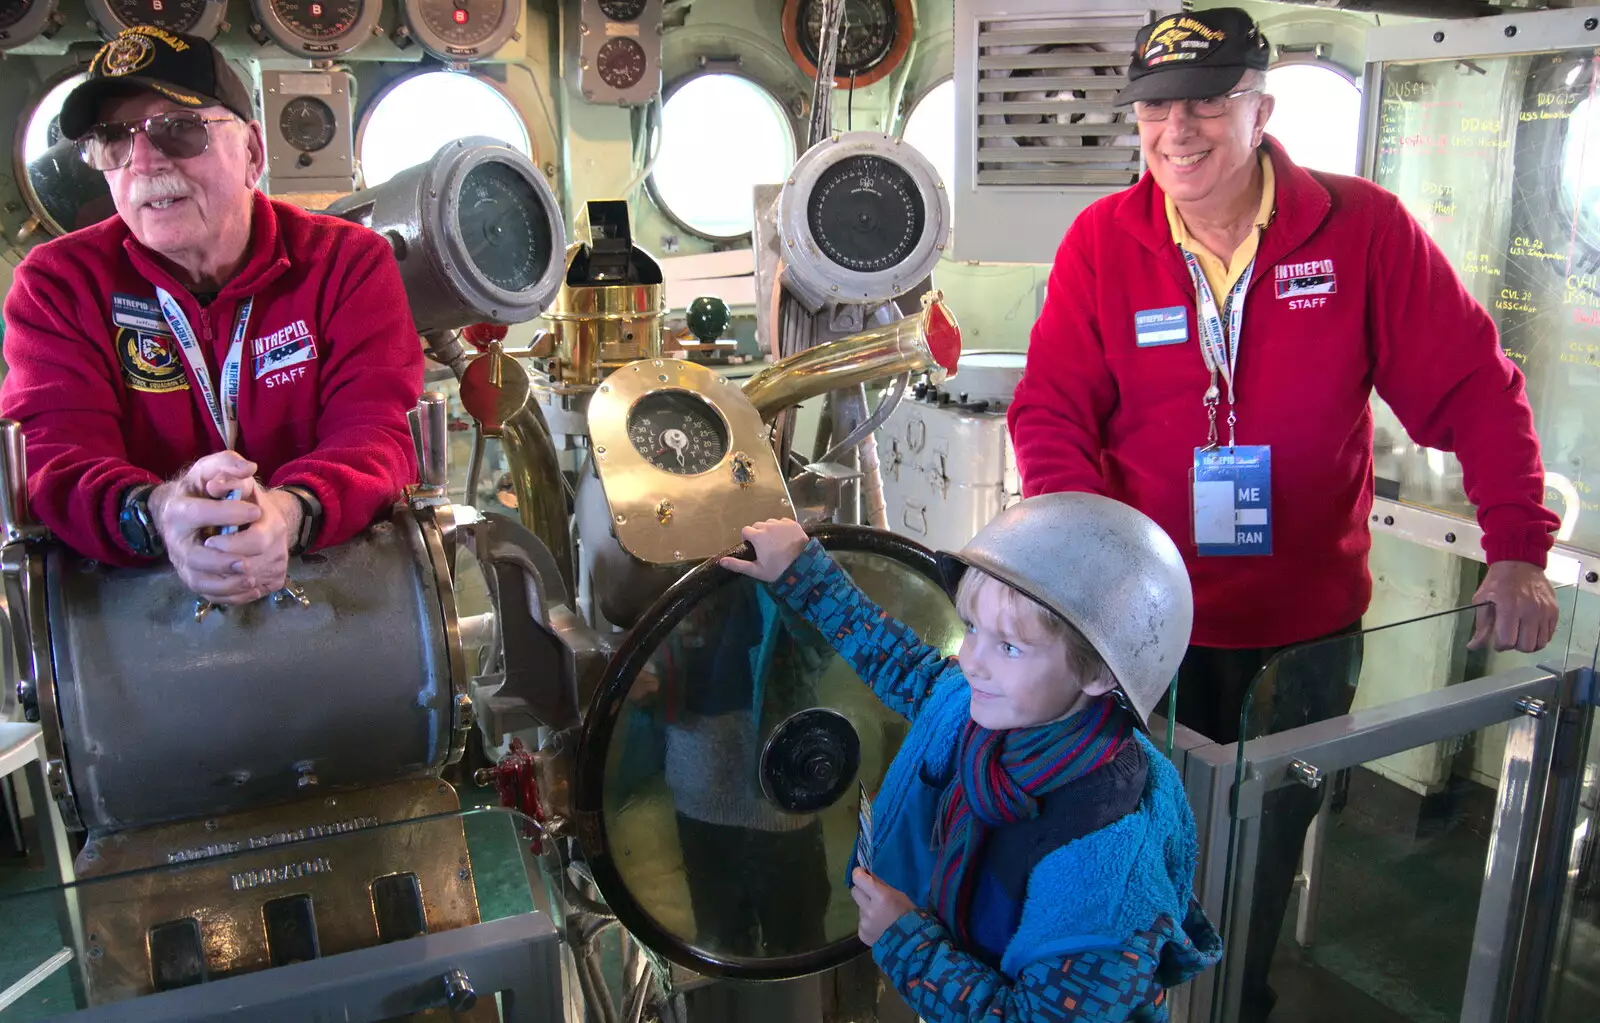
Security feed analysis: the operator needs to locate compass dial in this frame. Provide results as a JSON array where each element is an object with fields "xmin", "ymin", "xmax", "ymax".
[
  {"xmin": 798, "ymin": 0, "xmax": 897, "ymax": 76},
  {"xmin": 279, "ymin": 96, "xmax": 337, "ymax": 153},
  {"xmin": 456, "ymin": 160, "xmax": 554, "ymax": 293},
  {"xmin": 806, "ymin": 154, "xmax": 924, "ymax": 273},
  {"xmin": 627, "ymin": 391, "xmax": 730, "ymax": 475},
  {"xmin": 597, "ymin": 0, "xmax": 644, "ymax": 20}
]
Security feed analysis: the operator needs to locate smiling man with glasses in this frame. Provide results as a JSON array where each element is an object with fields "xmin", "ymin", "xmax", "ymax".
[
  {"xmin": 1008, "ymin": 8, "xmax": 1561, "ymax": 1020},
  {"xmin": 0, "ymin": 26, "xmax": 422, "ymax": 606}
]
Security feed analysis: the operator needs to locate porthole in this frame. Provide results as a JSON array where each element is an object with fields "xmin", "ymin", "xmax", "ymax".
[
  {"xmin": 901, "ymin": 77, "xmax": 955, "ymax": 192},
  {"xmin": 358, "ymin": 70, "xmax": 532, "ymax": 188},
  {"xmin": 1265, "ymin": 62, "xmax": 1361, "ymax": 175},
  {"xmin": 647, "ymin": 73, "xmax": 797, "ymax": 241}
]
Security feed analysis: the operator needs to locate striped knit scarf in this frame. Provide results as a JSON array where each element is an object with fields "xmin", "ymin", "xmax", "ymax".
[{"xmin": 929, "ymin": 697, "xmax": 1132, "ymax": 947}]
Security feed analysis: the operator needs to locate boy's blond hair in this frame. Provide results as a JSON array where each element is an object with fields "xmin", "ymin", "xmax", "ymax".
[{"xmin": 954, "ymin": 566, "xmax": 1108, "ymax": 683}]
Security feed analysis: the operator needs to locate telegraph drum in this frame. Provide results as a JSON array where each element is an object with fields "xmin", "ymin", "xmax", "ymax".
[
  {"xmin": 573, "ymin": 526, "xmax": 963, "ymax": 978},
  {"xmin": 777, "ymin": 131, "xmax": 949, "ymax": 312},
  {"xmin": 38, "ymin": 505, "xmax": 465, "ymax": 833},
  {"xmin": 328, "ymin": 136, "xmax": 567, "ymax": 333}
]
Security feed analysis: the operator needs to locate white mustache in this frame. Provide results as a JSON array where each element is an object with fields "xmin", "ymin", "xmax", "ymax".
[{"xmin": 126, "ymin": 174, "xmax": 192, "ymax": 207}]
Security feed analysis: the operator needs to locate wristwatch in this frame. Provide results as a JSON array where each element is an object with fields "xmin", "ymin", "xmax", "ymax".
[
  {"xmin": 118, "ymin": 484, "xmax": 164, "ymax": 558},
  {"xmin": 280, "ymin": 485, "xmax": 322, "ymax": 556}
]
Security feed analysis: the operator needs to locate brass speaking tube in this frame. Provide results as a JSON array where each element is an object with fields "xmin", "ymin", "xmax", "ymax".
[{"xmin": 742, "ymin": 295, "xmax": 962, "ymax": 421}]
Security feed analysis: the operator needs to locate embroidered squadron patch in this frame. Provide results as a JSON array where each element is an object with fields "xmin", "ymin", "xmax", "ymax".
[
  {"xmin": 118, "ymin": 327, "xmax": 189, "ymax": 393},
  {"xmin": 96, "ymin": 33, "xmax": 156, "ymax": 77},
  {"xmin": 1141, "ymin": 15, "xmax": 1227, "ymax": 67}
]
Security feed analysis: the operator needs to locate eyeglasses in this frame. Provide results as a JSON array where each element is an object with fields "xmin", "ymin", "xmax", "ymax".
[
  {"xmin": 1130, "ymin": 89, "xmax": 1261, "ymax": 123},
  {"xmin": 77, "ymin": 111, "xmax": 236, "ymax": 171}
]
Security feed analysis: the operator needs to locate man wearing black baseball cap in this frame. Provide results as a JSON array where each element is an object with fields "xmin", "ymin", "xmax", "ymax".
[
  {"xmin": 1, "ymin": 27, "xmax": 423, "ymax": 609},
  {"xmin": 1010, "ymin": 7, "xmax": 1560, "ymax": 1020}
]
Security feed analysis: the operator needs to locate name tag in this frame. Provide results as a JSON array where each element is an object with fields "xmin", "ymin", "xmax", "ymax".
[
  {"xmin": 1135, "ymin": 306, "xmax": 1188, "ymax": 347},
  {"xmin": 111, "ymin": 294, "xmax": 165, "ymax": 333},
  {"xmin": 1192, "ymin": 445, "xmax": 1272, "ymax": 556}
]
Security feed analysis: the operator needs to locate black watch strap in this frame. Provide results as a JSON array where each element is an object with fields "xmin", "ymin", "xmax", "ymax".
[{"xmin": 280, "ymin": 485, "xmax": 322, "ymax": 556}]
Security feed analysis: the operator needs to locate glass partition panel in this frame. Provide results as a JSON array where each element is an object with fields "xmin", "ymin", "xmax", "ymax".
[
  {"xmin": 0, "ymin": 805, "xmax": 552, "ymax": 1020},
  {"xmin": 596, "ymin": 550, "xmax": 964, "ymax": 970},
  {"xmin": 1368, "ymin": 49, "xmax": 1600, "ymax": 560},
  {"xmin": 1546, "ymin": 707, "xmax": 1600, "ymax": 1022},
  {"xmin": 1224, "ymin": 718, "xmax": 1532, "ymax": 1022}
]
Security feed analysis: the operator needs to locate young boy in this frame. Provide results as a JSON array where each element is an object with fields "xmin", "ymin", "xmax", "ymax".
[{"xmin": 720, "ymin": 492, "xmax": 1221, "ymax": 1021}]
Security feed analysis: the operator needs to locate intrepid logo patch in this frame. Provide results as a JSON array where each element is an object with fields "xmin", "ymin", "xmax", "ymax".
[
  {"xmin": 251, "ymin": 320, "xmax": 319, "ymax": 380},
  {"xmin": 1274, "ymin": 259, "xmax": 1338, "ymax": 300},
  {"xmin": 118, "ymin": 327, "xmax": 188, "ymax": 394}
]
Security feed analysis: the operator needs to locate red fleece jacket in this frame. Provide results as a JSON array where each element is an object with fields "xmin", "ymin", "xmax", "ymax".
[
  {"xmin": 0, "ymin": 191, "xmax": 423, "ymax": 565},
  {"xmin": 1009, "ymin": 137, "xmax": 1557, "ymax": 649}
]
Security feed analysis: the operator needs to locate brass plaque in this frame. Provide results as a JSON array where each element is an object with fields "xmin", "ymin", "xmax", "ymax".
[{"xmin": 76, "ymin": 779, "xmax": 493, "ymax": 1020}]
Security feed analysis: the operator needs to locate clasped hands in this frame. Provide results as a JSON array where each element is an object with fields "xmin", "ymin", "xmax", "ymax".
[{"xmin": 147, "ymin": 451, "xmax": 303, "ymax": 606}]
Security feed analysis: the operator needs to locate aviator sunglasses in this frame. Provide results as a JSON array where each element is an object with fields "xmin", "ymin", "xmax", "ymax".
[{"xmin": 77, "ymin": 110, "xmax": 236, "ymax": 171}]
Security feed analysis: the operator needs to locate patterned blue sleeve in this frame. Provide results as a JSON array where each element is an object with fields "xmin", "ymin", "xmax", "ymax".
[
  {"xmin": 874, "ymin": 909, "xmax": 1169, "ymax": 1023},
  {"xmin": 769, "ymin": 539, "xmax": 962, "ymax": 720}
]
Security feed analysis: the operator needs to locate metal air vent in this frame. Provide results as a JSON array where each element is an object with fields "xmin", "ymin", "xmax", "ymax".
[{"xmin": 954, "ymin": 3, "xmax": 1159, "ymax": 263}]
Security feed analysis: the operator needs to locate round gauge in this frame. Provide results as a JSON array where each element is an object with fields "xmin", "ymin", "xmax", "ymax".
[
  {"xmin": 805, "ymin": 154, "xmax": 924, "ymax": 273},
  {"xmin": 781, "ymin": 0, "xmax": 911, "ymax": 89},
  {"xmin": 108, "ymin": 0, "xmax": 207, "ymax": 32},
  {"xmin": 626, "ymin": 391, "xmax": 730, "ymax": 476},
  {"xmin": 597, "ymin": 0, "xmax": 644, "ymax": 20},
  {"xmin": 0, "ymin": 0, "xmax": 33, "ymax": 32},
  {"xmin": 596, "ymin": 37, "xmax": 647, "ymax": 91},
  {"xmin": 455, "ymin": 160, "xmax": 555, "ymax": 293},
  {"xmin": 414, "ymin": 0, "xmax": 505, "ymax": 49},
  {"xmin": 271, "ymin": 0, "xmax": 360, "ymax": 39},
  {"xmin": 279, "ymin": 97, "xmax": 336, "ymax": 153}
]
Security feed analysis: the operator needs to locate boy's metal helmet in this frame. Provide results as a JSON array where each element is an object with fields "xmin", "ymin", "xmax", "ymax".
[{"xmin": 940, "ymin": 492, "xmax": 1194, "ymax": 724}]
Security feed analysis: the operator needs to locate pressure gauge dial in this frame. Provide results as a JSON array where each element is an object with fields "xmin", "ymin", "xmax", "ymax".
[
  {"xmin": 781, "ymin": 0, "xmax": 911, "ymax": 89},
  {"xmin": 89, "ymin": 0, "xmax": 224, "ymax": 39},
  {"xmin": 626, "ymin": 391, "xmax": 730, "ymax": 475},
  {"xmin": 456, "ymin": 160, "xmax": 555, "ymax": 293},
  {"xmin": 0, "ymin": 0, "xmax": 58, "ymax": 50},
  {"xmin": 596, "ymin": 37, "xmax": 647, "ymax": 91},
  {"xmin": 402, "ymin": 0, "xmax": 518, "ymax": 61},
  {"xmin": 279, "ymin": 96, "xmax": 336, "ymax": 152},
  {"xmin": 252, "ymin": 0, "xmax": 379, "ymax": 56},
  {"xmin": 597, "ymin": 0, "xmax": 644, "ymax": 20}
]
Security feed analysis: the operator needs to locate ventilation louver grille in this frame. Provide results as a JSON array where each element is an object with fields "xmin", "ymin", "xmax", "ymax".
[{"xmin": 975, "ymin": 14, "xmax": 1145, "ymax": 188}]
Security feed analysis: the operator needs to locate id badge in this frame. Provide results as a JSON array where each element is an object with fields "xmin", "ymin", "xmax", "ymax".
[
  {"xmin": 854, "ymin": 781, "xmax": 875, "ymax": 877},
  {"xmin": 1191, "ymin": 445, "xmax": 1272, "ymax": 556}
]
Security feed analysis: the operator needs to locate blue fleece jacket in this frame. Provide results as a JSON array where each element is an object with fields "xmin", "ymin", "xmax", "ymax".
[{"xmin": 771, "ymin": 539, "xmax": 1221, "ymax": 1021}]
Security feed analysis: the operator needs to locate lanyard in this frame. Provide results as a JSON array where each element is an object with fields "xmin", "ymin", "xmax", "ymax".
[
  {"xmin": 1180, "ymin": 250, "xmax": 1253, "ymax": 449},
  {"xmin": 156, "ymin": 289, "xmax": 253, "ymax": 450}
]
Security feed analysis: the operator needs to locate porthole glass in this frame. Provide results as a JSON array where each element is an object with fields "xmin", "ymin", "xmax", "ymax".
[
  {"xmin": 22, "ymin": 73, "xmax": 85, "ymax": 163},
  {"xmin": 1265, "ymin": 62, "xmax": 1361, "ymax": 174},
  {"xmin": 649, "ymin": 74, "xmax": 797, "ymax": 240},
  {"xmin": 359, "ymin": 70, "xmax": 532, "ymax": 188},
  {"xmin": 901, "ymin": 78, "xmax": 955, "ymax": 192}
]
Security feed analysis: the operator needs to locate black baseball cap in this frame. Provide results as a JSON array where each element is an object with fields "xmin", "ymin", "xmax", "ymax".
[
  {"xmin": 1114, "ymin": 8, "xmax": 1270, "ymax": 107},
  {"xmin": 60, "ymin": 26, "xmax": 255, "ymax": 140}
]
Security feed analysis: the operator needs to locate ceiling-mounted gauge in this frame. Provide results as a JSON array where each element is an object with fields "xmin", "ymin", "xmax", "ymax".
[
  {"xmin": 0, "ymin": 0, "xmax": 61, "ymax": 50},
  {"xmin": 400, "ymin": 0, "xmax": 518, "ymax": 62},
  {"xmin": 250, "ymin": 0, "xmax": 380, "ymax": 57},
  {"xmin": 327, "ymin": 136, "xmax": 567, "ymax": 333},
  {"xmin": 595, "ymin": 36, "xmax": 647, "ymax": 91},
  {"xmin": 625, "ymin": 390, "xmax": 730, "ymax": 476},
  {"xmin": 88, "ymin": 0, "xmax": 224, "ymax": 39},
  {"xmin": 781, "ymin": 0, "xmax": 912, "ymax": 89},
  {"xmin": 778, "ymin": 131, "xmax": 949, "ymax": 312},
  {"xmin": 596, "ymin": 0, "xmax": 644, "ymax": 20},
  {"xmin": 278, "ymin": 96, "xmax": 336, "ymax": 152}
]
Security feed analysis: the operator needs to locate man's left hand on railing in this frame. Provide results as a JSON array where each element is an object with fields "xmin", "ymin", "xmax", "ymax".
[{"xmin": 1469, "ymin": 560, "xmax": 1561, "ymax": 653}]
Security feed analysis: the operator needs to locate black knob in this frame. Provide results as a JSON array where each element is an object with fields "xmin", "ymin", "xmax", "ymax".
[
  {"xmin": 1433, "ymin": 30, "xmax": 1445, "ymax": 42},
  {"xmin": 1588, "ymin": 571, "xmax": 1599, "ymax": 584},
  {"xmin": 443, "ymin": 969, "xmax": 477, "ymax": 1012},
  {"xmin": 1383, "ymin": 516, "xmax": 1395, "ymax": 526},
  {"xmin": 1444, "ymin": 532, "xmax": 1456, "ymax": 544},
  {"xmin": 1586, "ymin": 17, "xmax": 1597, "ymax": 29},
  {"xmin": 913, "ymin": 381, "xmax": 929, "ymax": 400}
]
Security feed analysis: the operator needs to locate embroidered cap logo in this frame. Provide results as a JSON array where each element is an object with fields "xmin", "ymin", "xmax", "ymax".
[{"xmin": 97, "ymin": 33, "xmax": 157, "ymax": 77}]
